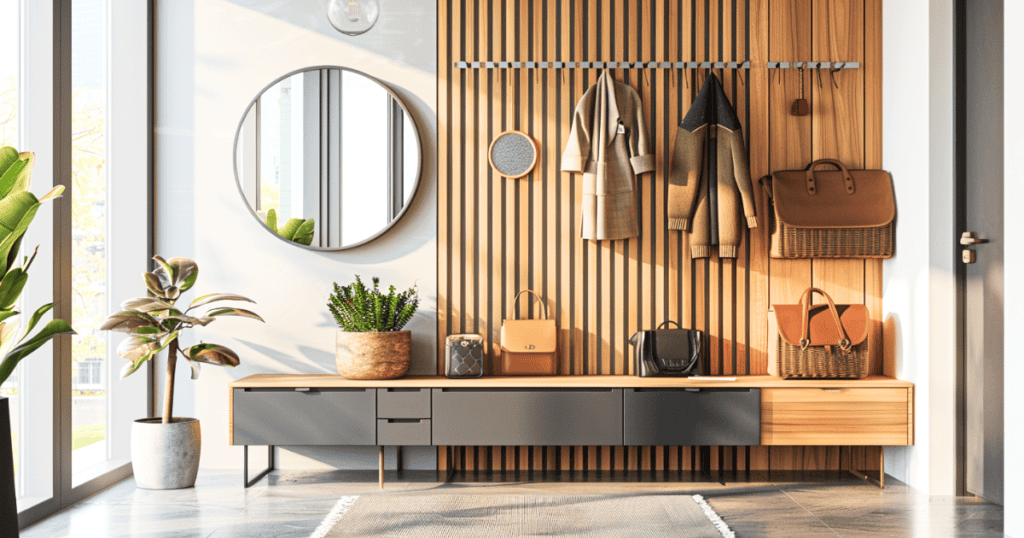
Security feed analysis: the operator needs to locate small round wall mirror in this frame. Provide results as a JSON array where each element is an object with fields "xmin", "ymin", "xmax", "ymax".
[
  {"xmin": 489, "ymin": 130, "xmax": 538, "ymax": 179},
  {"xmin": 234, "ymin": 66, "xmax": 421, "ymax": 250}
]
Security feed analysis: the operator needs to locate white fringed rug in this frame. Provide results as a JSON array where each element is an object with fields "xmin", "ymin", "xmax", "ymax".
[{"xmin": 310, "ymin": 494, "xmax": 733, "ymax": 537}]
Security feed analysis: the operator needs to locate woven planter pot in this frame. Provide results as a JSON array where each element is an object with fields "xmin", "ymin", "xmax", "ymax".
[{"xmin": 335, "ymin": 330, "xmax": 411, "ymax": 380}]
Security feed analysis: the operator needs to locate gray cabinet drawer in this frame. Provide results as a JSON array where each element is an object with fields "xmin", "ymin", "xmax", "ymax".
[
  {"xmin": 432, "ymin": 388, "xmax": 623, "ymax": 446},
  {"xmin": 623, "ymin": 388, "xmax": 760, "ymax": 446},
  {"xmin": 377, "ymin": 388, "xmax": 431, "ymax": 419},
  {"xmin": 232, "ymin": 388, "xmax": 376, "ymax": 446},
  {"xmin": 377, "ymin": 419, "xmax": 431, "ymax": 445}
]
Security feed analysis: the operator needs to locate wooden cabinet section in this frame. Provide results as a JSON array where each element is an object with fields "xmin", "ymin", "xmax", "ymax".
[{"xmin": 761, "ymin": 387, "xmax": 913, "ymax": 446}]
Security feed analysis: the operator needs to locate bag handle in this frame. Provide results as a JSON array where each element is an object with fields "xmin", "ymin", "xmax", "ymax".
[
  {"xmin": 656, "ymin": 321, "xmax": 681, "ymax": 330},
  {"xmin": 511, "ymin": 289, "xmax": 549, "ymax": 320},
  {"xmin": 804, "ymin": 159, "xmax": 855, "ymax": 196},
  {"xmin": 797, "ymin": 287, "xmax": 852, "ymax": 352}
]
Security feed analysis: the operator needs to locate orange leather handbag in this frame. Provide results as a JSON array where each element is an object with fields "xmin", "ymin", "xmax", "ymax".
[
  {"xmin": 772, "ymin": 287, "xmax": 869, "ymax": 379},
  {"xmin": 499, "ymin": 290, "xmax": 557, "ymax": 375}
]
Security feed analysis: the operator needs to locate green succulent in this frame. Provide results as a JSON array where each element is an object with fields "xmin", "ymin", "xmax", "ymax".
[
  {"xmin": 100, "ymin": 256, "xmax": 263, "ymax": 423},
  {"xmin": 0, "ymin": 147, "xmax": 76, "ymax": 387},
  {"xmin": 264, "ymin": 208, "xmax": 315, "ymax": 246},
  {"xmin": 328, "ymin": 276, "xmax": 418, "ymax": 332}
]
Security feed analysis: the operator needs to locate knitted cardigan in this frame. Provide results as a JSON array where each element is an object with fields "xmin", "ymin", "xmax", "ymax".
[{"xmin": 668, "ymin": 74, "xmax": 757, "ymax": 258}]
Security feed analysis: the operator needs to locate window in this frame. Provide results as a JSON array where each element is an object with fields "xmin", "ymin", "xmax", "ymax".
[{"xmin": 1, "ymin": 0, "xmax": 151, "ymax": 528}]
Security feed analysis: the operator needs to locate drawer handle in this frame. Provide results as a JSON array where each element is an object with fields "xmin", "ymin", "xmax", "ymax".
[
  {"xmin": 822, "ymin": 388, "xmax": 843, "ymax": 393},
  {"xmin": 295, "ymin": 388, "xmax": 312, "ymax": 392},
  {"xmin": 387, "ymin": 388, "xmax": 422, "ymax": 393},
  {"xmin": 386, "ymin": 419, "xmax": 422, "ymax": 424},
  {"xmin": 684, "ymin": 388, "xmax": 701, "ymax": 393}
]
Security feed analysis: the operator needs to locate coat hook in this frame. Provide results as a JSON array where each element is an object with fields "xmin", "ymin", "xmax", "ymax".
[
  {"xmin": 735, "ymin": 67, "xmax": 745, "ymax": 87},
  {"xmin": 816, "ymin": 66, "xmax": 823, "ymax": 88},
  {"xmin": 830, "ymin": 63, "xmax": 842, "ymax": 89}
]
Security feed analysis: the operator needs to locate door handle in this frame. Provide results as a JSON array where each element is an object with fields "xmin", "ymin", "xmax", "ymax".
[{"xmin": 960, "ymin": 232, "xmax": 987, "ymax": 245}]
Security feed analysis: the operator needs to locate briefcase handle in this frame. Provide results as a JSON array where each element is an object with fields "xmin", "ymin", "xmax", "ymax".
[
  {"xmin": 656, "ymin": 320, "xmax": 681, "ymax": 330},
  {"xmin": 511, "ymin": 289, "xmax": 549, "ymax": 320},
  {"xmin": 804, "ymin": 159, "xmax": 856, "ymax": 196}
]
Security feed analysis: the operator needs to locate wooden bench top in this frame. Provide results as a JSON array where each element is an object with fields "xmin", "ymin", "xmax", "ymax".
[{"xmin": 230, "ymin": 374, "xmax": 913, "ymax": 389}]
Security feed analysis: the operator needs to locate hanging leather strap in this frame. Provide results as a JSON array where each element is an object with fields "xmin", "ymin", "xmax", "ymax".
[
  {"xmin": 804, "ymin": 159, "xmax": 855, "ymax": 196},
  {"xmin": 511, "ymin": 289, "xmax": 549, "ymax": 320},
  {"xmin": 797, "ymin": 287, "xmax": 851, "ymax": 351}
]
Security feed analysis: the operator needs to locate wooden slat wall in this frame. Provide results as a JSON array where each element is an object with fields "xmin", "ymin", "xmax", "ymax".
[{"xmin": 438, "ymin": 0, "xmax": 883, "ymax": 472}]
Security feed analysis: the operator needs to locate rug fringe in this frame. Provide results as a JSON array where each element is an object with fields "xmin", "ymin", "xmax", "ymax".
[
  {"xmin": 691, "ymin": 495, "xmax": 735, "ymax": 538},
  {"xmin": 309, "ymin": 495, "xmax": 360, "ymax": 538}
]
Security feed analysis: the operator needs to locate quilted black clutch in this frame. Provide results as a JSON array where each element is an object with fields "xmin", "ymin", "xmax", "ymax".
[{"xmin": 445, "ymin": 334, "xmax": 485, "ymax": 378}]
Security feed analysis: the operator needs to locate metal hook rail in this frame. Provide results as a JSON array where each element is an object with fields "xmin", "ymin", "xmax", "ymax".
[
  {"xmin": 453, "ymin": 60, "xmax": 751, "ymax": 69},
  {"xmin": 766, "ymin": 61, "xmax": 860, "ymax": 69}
]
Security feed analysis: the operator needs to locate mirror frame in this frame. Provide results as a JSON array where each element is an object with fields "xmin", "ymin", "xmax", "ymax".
[{"xmin": 232, "ymin": 65, "xmax": 423, "ymax": 251}]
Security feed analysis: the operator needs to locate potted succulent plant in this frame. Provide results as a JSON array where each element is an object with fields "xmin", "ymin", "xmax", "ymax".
[
  {"xmin": 328, "ymin": 276, "xmax": 418, "ymax": 379},
  {"xmin": 100, "ymin": 256, "xmax": 262, "ymax": 489},
  {"xmin": 0, "ymin": 148, "xmax": 74, "ymax": 536}
]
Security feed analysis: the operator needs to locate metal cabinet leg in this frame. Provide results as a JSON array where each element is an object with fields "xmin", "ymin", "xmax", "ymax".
[
  {"xmin": 849, "ymin": 447, "xmax": 885, "ymax": 489},
  {"xmin": 244, "ymin": 445, "xmax": 275, "ymax": 488},
  {"xmin": 379, "ymin": 446, "xmax": 385, "ymax": 489},
  {"xmin": 396, "ymin": 446, "xmax": 403, "ymax": 474}
]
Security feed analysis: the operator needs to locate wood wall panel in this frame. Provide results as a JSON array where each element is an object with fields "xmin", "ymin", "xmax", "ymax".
[{"xmin": 438, "ymin": 0, "xmax": 883, "ymax": 472}]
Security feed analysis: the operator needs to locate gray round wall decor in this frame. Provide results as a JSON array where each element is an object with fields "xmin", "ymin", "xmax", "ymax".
[{"xmin": 488, "ymin": 130, "xmax": 539, "ymax": 179}]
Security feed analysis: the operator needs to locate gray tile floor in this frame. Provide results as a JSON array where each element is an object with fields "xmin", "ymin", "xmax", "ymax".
[{"xmin": 20, "ymin": 470, "xmax": 1004, "ymax": 537}]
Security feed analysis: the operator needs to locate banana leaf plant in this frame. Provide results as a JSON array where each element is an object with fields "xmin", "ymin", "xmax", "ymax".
[
  {"xmin": 0, "ymin": 147, "xmax": 75, "ymax": 387},
  {"xmin": 100, "ymin": 256, "xmax": 263, "ymax": 423},
  {"xmin": 264, "ymin": 208, "xmax": 315, "ymax": 246}
]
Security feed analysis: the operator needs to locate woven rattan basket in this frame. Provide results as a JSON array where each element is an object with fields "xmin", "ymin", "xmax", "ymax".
[
  {"xmin": 776, "ymin": 338, "xmax": 869, "ymax": 379},
  {"xmin": 771, "ymin": 220, "xmax": 894, "ymax": 258}
]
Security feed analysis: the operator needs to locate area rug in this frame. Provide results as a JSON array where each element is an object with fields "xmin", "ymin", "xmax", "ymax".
[{"xmin": 309, "ymin": 494, "xmax": 733, "ymax": 537}]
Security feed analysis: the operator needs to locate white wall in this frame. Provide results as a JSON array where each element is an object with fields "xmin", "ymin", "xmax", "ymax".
[
  {"xmin": 1004, "ymin": 0, "xmax": 1023, "ymax": 532},
  {"xmin": 881, "ymin": 0, "xmax": 959, "ymax": 494},
  {"xmin": 154, "ymin": 0, "xmax": 437, "ymax": 470}
]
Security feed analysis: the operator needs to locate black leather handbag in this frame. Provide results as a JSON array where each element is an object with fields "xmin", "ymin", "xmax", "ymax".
[{"xmin": 629, "ymin": 321, "xmax": 704, "ymax": 377}]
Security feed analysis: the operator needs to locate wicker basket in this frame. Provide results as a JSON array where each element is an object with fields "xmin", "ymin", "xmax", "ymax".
[
  {"xmin": 777, "ymin": 338, "xmax": 869, "ymax": 379},
  {"xmin": 771, "ymin": 219, "xmax": 894, "ymax": 258},
  {"xmin": 763, "ymin": 159, "xmax": 896, "ymax": 259}
]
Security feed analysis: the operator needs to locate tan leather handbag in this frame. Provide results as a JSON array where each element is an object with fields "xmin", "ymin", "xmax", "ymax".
[
  {"xmin": 499, "ymin": 290, "xmax": 557, "ymax": 375},
  {"xmin": 772, "ymin": 287, "xmax": 869, "ymax": 379},
  {"xmin": 761, "ymin": 159, "xmax": 895, "ymax": 258}
]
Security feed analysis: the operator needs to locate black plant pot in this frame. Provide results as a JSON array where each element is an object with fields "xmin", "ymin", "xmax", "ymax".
[{"xmin": 1, "ymin": 396, "xmax": 18, "ymax": 537}]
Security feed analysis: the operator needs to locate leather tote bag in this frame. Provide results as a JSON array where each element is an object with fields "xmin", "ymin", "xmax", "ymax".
[
  {"xmin": 499, "ymin": 290, "xmax": 557, "ymax": 375},
  {"xmin": 629, "ymin": 321, "xmax": 703, "ymax": 377},
  {"xmin": 761, "ymin": 159, "xmax": 895, "ymax": 258},
  {"xmin": 772, "ymin": 287, "xmax": 870, "ymax": 379}
]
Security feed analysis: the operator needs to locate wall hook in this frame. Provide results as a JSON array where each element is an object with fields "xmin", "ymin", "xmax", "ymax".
[
  {"xmin": 830, "ymin": 62, "xmax": 843, "ymax": 89},
  {"xmin": 816, "ymin": 66, "xmax": 823, "ymax": 88}
]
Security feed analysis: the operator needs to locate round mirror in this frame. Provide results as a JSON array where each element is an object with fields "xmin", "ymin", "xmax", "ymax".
[{"xmin": 233, "ymin": 66, "xmax": 421, "ymax": 250}]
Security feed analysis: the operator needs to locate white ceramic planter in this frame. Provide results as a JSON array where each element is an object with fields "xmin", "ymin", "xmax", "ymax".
[{"xmin": 131, "ymin": 417, "xmax": 201, "ymax": 489}]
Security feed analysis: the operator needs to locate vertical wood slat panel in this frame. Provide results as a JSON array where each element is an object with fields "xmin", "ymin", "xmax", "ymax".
[{"xmin": 438, "ymin": 0, "xmax": 884, "ymax": 472}]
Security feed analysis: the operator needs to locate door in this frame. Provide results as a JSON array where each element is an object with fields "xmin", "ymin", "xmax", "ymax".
[{"xmin": 961, "ymin": 0, "xmax": 1003, "ymax": 505}]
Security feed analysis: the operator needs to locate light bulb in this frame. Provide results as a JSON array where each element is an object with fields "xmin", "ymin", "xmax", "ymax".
[{"xmin": 328, "ymin": 0, "xmax": 379, "ymax": 36}]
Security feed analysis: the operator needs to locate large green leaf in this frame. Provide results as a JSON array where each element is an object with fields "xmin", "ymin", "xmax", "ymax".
[
  {"xmin": 143, "ymin": 272, "xmax": 165, "ymax": 296},
  {"xmin": 265, "ymin": 208, "xmax": 278, "ymax": 233},
  {"xmin": 0, "ymin": 267, "xmax": 28, "ymax": 310},
  {"xmin": 205, "ymin": 307, "xmax": 264, "ymax": 322},
  {"xmin": 0, "ymin": 191, "xmax": 41, "ymax": 276},
  {"xmin": 37, "ymin": 185, "xmax": 64, "ymax": 203},
  {"xmin": 184, "ymin": 343, "xmax": 240, "ymax": 367},
  {"xmin": 0, "ymin": 152, "xmax": 34, "ymax": 199},
  {"xmin": 0, "ymin": 148, "xmax": 20, "ymax": 185},
  {"xmin": 277, "ymin": 217, "xmax": 304, "ymax": 241},
  {"xmin": 0, "ymin": 319, "xmax": 74, "ymax": 386},
  {"xmin": 0, "ymin": 309, "xmax": 20, "ymax": 325},
  {"xmin": 188, "ymin": 293, "xmax": 255, "ymax": 310},
  {"xmin": 99, "ymin": 310, "xmax": 160, "ymax": 333},
  {"xmin": 166, "ymin": 257, "xmax": 198, "ymax": 292},
  {"xmin": 293, "ymin": 218, "xmax": 315, "ymax": 245}
]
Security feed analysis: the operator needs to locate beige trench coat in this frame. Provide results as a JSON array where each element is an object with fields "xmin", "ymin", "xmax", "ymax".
[{"xmin": 561, "ymin": 71, "xmax": 655, "ymax": 240}]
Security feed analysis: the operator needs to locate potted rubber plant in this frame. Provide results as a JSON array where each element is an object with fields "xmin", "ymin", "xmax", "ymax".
[
  {"xmin": 100, "ymin": 256, "xmax": 262, "ymax": 489},
  {"xmin": 0, "ymin": 148, "xmax": 74, "ymax": 536},
  {"xmin": 328, "ymin": 276, "xmax": 418, "ymax": 380}
]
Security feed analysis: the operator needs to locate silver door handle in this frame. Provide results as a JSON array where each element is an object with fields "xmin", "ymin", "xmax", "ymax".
[{"xmin": 960, "ymin": 232, "xmax": 987, "ymax": 245}]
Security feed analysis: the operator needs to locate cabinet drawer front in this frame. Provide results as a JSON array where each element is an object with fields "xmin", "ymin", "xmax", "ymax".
[
  {"xmin": 761, "ymin": 388, "xmax": 911, "ymax": 446},
  {"xmin": 431, "ymin": 389, "xmax": 623, "ymax": 446},
  {"xmin": 377, "ymin": 419, "xmax": 431, "ymax": 445},
  {"xmin": 232, "ymin": 388, "xmax": 376, "ymax": 446},
  {"xmin": 624, "ymin": 388, "xmax": 760, "ymax": 446},
  {"xmin": 377, "ymin": 388, "xmax": 431, "ymax": 419}
]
